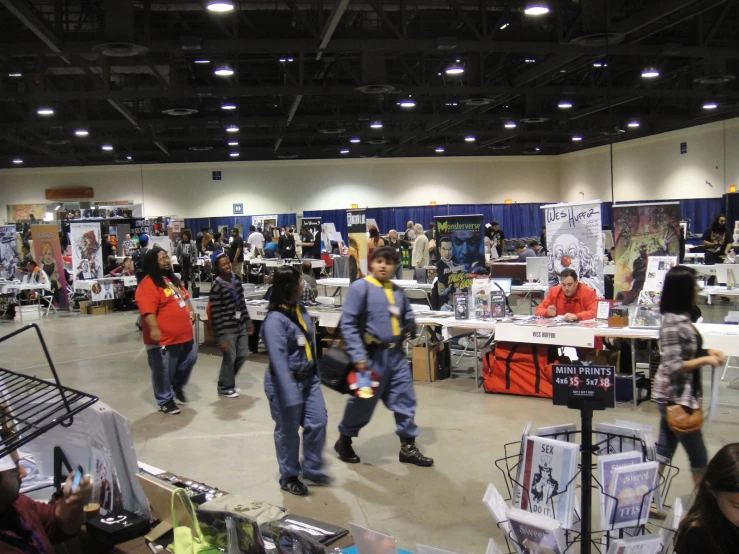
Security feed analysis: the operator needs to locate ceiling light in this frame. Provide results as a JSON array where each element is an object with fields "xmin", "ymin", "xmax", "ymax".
[
  {"xmin": 221, "ymin": 102, "xmax": 237, "ymax": 110},
  {"xmin": 398, "ymin": 98, "xmax": 416, "ymax": 108},
  {"xmin": 703, "ymin": 102, "xmax": 719, "ymax": 110},
  {"xmin": 558, "ymin": 100, "xmax": 573, "ymax": 109},
  {"xmin": 74, "ymin": 129, "xmax": 89, "ymax": 137},
  {"xmin": 36, "ymin": 107, "xmax": 54, "ymax": 116},
  {"xmin": 435, "ymin": 147, "xmax": 445, "ymax": 153},
  {"xmin": 535, "ymin": 147, "xmax": 541, "ymax": 151},
  {"xmin": 525, "ymin": 58, "xmax": 536, "ymax": 63},
  {"xmin": 445, "ymin": 60, "xmax": 465, "ymax": 75},
  {"xmin": 340, "ymin": 148, "xmax": 350, "ymax": 154},
  {"xmin": 230, "ymin": 152, "xmax": 240, "ymax": 157},
  {"xmin": 500, "ymin": 23, "xmax": 510, "ymax": 30},
  {"xmin": 101, "ymin": 145, "xmax": 114, "ymax": 151},
  {"xmin": 228, "ymin": 141, "xmax": 239, "ymax": 146},
  {"xmin": 504, "ymin": 121, "xmax": 517, "ymax": 129},
  {"xmin": 524, "ymin": 1, "xmax": 550, "ymax": 15},
  {"xmin": 641, "ymin": 67, "xmax": 660, "ymax": 78},
  {"xmin": 465, "ymin": 136, "xmax": 476, "ymax": 142},
  {"xmin": 12, "ymin": 158, "xmax": 23, "ymax": 164},
  {"xmin": 8, "ymin": 73, "xmax": 22, "ymax": 78},
  {"xmin": 226, "ymin": 125, "xmax": 239, "ymax": 132},
  {"xmin": 194, "ymin": 59, "xmax": 211, "ymax": 64},
  {"xmin": 126, "ymin": 156, "xmax": 132, "ymax": 160},
  {"xmin": 350, "ymin": 137, "xmax": 361, "ymax": 143},
  {"xmin": 572, "ymin": 136, "xmax": 583, "ymax": 142},
  {"xmin": 206, "ymin": 1, "xmax": 234, "ymax": 12},
  {"xmin": 627, "ymin": 120, "xmax": 640, "ymax": 128},
  {"xmin": 370, "ymin": 121, "xmax": 383, "ymax": 129},
  {"xmin": 214, "ymin": 63, "xmax": 234, "ymax": 77}
]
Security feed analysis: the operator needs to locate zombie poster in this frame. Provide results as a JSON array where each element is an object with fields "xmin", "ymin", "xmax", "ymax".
[
  {"xmin": 30, "ymin": 225, "xmax": 68, "ymax": 308},
  {"xmin": 613, "ymin": 203, "xmax": 680, "ymax": 304},
  {"xmin": 347, "ymin": 210, "xmax": 367, "ymax": 282},
  {"xmin": 434, "ymin": 214, "xmax": 485, "ymax": 306},
  {"xmin": 71, "ymin": 222, "xmax": 104, "ymax": 281},
  {"xmin": 0, "ymin": 226, "xmax": 19, "ymax": 280},
  {"xmin": 542, "ymin": 200, "xmax": 604, "ymax": 298}
]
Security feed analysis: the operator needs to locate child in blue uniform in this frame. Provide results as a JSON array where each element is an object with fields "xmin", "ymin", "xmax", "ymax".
[
  {"xmin": 262, "ymin": 266, "xmax": 329, "ymax": 496},
  {"xmin": 335, "ymin": 246, "xmax": 434, "ymax": 467}
]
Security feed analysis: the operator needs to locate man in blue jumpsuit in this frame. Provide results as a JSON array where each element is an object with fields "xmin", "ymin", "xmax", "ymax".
[{"xmin": 335, "ymin": 246, "xmax": 434, "ymax": 467}]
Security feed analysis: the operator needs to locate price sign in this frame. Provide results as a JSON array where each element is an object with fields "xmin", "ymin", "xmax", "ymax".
[{"xmin": 552, "ymin": 364, "xmax": 615, "ymax": 408}]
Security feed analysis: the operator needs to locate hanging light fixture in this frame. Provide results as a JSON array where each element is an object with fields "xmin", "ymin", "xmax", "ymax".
[
  {"xmin": 435, "ymin": 147, "xmax": 445, "ymax": 153},
  {"xmin": 228, "ymin": 141, "xmax": 239, "ymax": 146},
  {"xmin": 101, "ymin": 145, "xmax": 114, "ymax": 151},
  {"xmin": 12, "ymin": 158, "xmax": 23, "ymax": 164},
  {"xmin": 340, "ymin": 148, "xmax": 350, "ymax": 154},
  {"xmin": 504, "ymin": 121, "xmax": 517, "ymax": 129},
  {"xmin": 206, "ymin": 1, "xmax": 235, "ymax": 12},
  {"xmin": 398, "ymin": 97, "xmax": 416, "ymax": 108},
  {"xmin": 641, "ymin": 67, "xmax": 660, "ymax": 78},
  {"xmin": 627, "ymin": 120, "xmax": 640, "ymax": 128},
  {"xmin": 524, "ymin": 1, "xmax": 550, "ymax": 15},
  {"xmin": 370, "ymin": 121, "xmax": 383, "ymax": 129},
  {"xmin": 572, "ymin": 136, "xmax": 583, "ymax": 142},
  {"xmin": 221, "ymin": 102, "xmax": 237, "ymax": 110},
  {"xmin": 230, "ymin": 152, "xmax": 240, "ymax": 157},
  {"xmin": 558, "ymin": 100, "xmax": 573, "ymax": 109},
  {"xmin": 464, "ymin": 136, "xmax": 476, "ymax": 142},
  {"xmin": 445, "ymin": 60, "xmax": 465, "ymax": 75},
  {"xmin": 703, "ymin": 101, "xmax": 719, "ymax": 110},
  {"xmin": 36, "ymin": 107, "xmax": 54, "ymax": 116},
  {"xmin": 226, "ymin": 125, "xmax": 239, "ymax": 133},
  {"xmin": 214, "ymin": 63, "xmax": 234, "ymax": 76},
  {"xmin": 350, "ymin": 138, "xmax": 361, "ymax": 144},
  {"xmin": 74, "ymin": 129, "xmax": 89, "ymax": 137}
]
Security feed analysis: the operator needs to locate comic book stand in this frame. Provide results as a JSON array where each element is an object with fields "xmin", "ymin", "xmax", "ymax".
[
  {"xmin": 0, "ymin": 324, "xmax": 98, "ymax": 469},
  {"xmin": 493, "ymin": 399, "xmax": 681, "ymax": 554}
]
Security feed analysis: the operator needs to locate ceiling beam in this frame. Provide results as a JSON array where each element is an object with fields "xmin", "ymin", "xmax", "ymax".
[{"xmin": 0, "ymin": 0, "xmax": 69, "ymax": 62}]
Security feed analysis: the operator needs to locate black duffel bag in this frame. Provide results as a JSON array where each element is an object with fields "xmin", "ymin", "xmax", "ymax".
[{"xmin": 318, "ymin": 345, "xmax": 352, "ymax": 394}]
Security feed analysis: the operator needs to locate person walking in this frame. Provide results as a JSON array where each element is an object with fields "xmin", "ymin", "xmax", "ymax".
[
  {"xmin": 228, "ymin": 228, "xmax": 244, "ymax": 277},
  {"xmin": 135, "ymin": 248, "xmax": 198, "ymax": 414},
  {"xmin": 262, "ymin": 266, "xmax": 328, "ymax": 496},
  {"xmin": 210, "ymin": 252, "xmax": 254, "ymax": 398},
  {"xmin": 653, "ymin": 266, "xmax": 725, "ymax": 485},
  {"xmin": 335, "ymin": 246, "xmax": 434, "ymax": 467},
  {"xmin": 385, "ymin": 230, "xmax": 406, "ymax": 280},
  {"xmin": 411, "ymin": 223, "xmax": 429, "ymax": 269},
  {"xmin": 176, "ymin": 230, "xmax": 197, "ymax": 291},
  {"xmin": 278, "ymin": 227, "xmax": 297, "ymax": 259}
]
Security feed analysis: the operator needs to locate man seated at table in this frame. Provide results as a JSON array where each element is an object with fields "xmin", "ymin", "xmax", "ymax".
[{"xmin": 536, "ymin": 268, "xmax": 597, "ymax": 322}]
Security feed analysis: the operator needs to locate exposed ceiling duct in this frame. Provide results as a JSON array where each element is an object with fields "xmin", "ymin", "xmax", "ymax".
[{"xmin": 92, "ymin": 0, "xmax": 149, "ymax": 57}]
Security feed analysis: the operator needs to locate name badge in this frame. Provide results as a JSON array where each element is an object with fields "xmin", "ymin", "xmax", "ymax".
[
  {"xmin": 297, "ymin": 335, "xmax": 307, "ymax": 346},
  {"xmin": 234, "ymin": 311, "xmax": 241, "ymax": 320},
  {"xmin": 388, "ymin": 306, "xmax": 401, "ymax": 316},
  {"xmin": 178, "ymin": 300, "xmax": 187, "ymax": 308}
]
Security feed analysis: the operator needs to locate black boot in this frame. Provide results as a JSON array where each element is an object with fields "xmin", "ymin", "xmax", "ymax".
[
  {"xmin": 399, "ymin": 438, "xmax": 434, "ymax": 467},
  {"xmin": 334, "ymin": 435, "xmax": 361, "ymax": 464}
]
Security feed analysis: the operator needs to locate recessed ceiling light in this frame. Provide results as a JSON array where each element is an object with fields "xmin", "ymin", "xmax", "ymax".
[
  {"xmin": 221, "ymin": 103, "xmax": 237, "ymax": 110},
  {"xmin": 535, "ymin": 147, "xmax": 541, "ymax": 151},
  {"xmin": 206, "ymin": 1, "xmax": 234, "ymax": 12},
  {"xmin": 525, "ymin": 58, "xmax": 536, "ymax": 63},
  {"xmin": 194, "ymin": 59, "xmax": 211, "ymax": 64},
  {"xmin": 558, "ymin": 101, "xmax": 573, "ymax": 109},
  {"xmin": 214, "ymin": 63, "xmax": 234, "ymax": 77},
  {"xmin": 228, "ymin": 141, "xmax": 239, "ymax": 146},
  {"xmin": 350, "ymin": 137, "xmax": 361, "ymax": 143},
  {"xmin": 189, "ymin": 146, "xmax": 213, "ymax": 151},
  {"xmin": 75, "ymin": 129, "xmax": 89, "ymax": 137},
  {"xmin": 226, "ymin": 125, "xmax": 239, "ymax": 132},
  {"xmin": 504, "ymin": 121, "xmax": 517, "ymax": 129},
  {"xmin": 230, "ymin": 152, "xmax": 240, "ymax": 157},
  {"xmin": 524, "ymin": 1, "xmax": 550, "ymax": 15},
  {"xmin": 398, "ymin": 98, "xmax": 416, "ymax": 108},
  {"xmin": 627, "ymin": 120, "xmax": 640, "ymax": 128},
  {"xmin": 126, "ymin": 156, "xmax": 132, "ymax": 160},
  {"xmin": 445, "ymin": 60, "xmax": 465, "ymax": 75},
  {"xmin": 36, "ymin": 107, "xmax": 54, "ymax": 116},
  {"xmin": 12, "ymin": 158, "xmax": 23, "ymax": 164},
  {"xmin": 464, "ymin": 136, "xmax": 476, "ymax": 142},
  {"xmin": 703, "ymin": 102, "xmax": 719, "ymax": 110},
  {"xmin": 340, "ymin": 148, "xmax": 350, "ymax": 154},
  {"xmin": 572, "ymin": 136, "xmax": 583, "ymax": 142},
  {"xmin": 370, "ymin": 121, "xmax": 383, "ymax": 129},
  {"xmin": 435, "ymin": 147, "xmax": 445, "ymax": 153},
  {"xmin": 101, "ymin": 145, "xmax": 114, "ymax": 151},
  {"xmin": 500, "ymin": 23, "xmax": 510, "ymax": 30},
  {"xmin": 641, "ymin": 67, "xmax": 660, "ymax": 78},
  {"xmin": 8, "ymin": 73, "xmax": 22, "ymax": 78}
]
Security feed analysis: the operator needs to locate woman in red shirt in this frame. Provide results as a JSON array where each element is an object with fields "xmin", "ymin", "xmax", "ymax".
[{"xmin": 135, "ymin": 248, "xmax": 197, "ymax": 414}]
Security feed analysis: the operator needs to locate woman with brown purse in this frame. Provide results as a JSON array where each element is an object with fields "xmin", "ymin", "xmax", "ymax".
[{"xmin": 653, "ymin": 266, "xmax": 726, "ymax": 485}]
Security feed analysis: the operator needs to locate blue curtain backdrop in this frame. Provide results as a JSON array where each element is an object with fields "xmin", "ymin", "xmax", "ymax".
[{"xmin": 184, "ymin": 213, "xmax": 296, "ymax": 234}]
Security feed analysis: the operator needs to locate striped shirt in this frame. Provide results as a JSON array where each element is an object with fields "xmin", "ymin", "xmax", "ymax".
[{"xmin": 209, "ymin": 276, "xmax": 253, "ymax": 342}]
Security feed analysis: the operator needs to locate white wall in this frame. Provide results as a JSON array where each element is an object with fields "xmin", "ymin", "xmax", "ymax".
[
  {"xmin": 0, "ymin": 156, "xmax": 560, "ymax": 222},
  {"xmin": 559, "ymin": 118, "xmax": 739, "ymax": 203}
]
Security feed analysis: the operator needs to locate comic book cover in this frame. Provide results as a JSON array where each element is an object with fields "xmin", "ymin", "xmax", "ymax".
[
  {"xmin": 434, "ymin": 215, "xmax": 485, "ymax": 307},
  {"xmin": 454, "ymin": 292, "xmax": 469, "ymax": 319},
  {"xmin": 507, "ymin": 508, "xmax": 566, "ymax": 554},
  {"xmin": 605, "ymin": 535, "xmax": 662, "ymax": 554},
  {"xmin": 472, "ymin": 279, "xmax": 490, "ymax": 318},
  {"xmin": 490, "ymin": 291, "xmax": 506, "ymax": 318}
]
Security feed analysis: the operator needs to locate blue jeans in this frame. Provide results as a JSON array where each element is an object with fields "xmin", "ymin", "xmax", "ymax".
[
  {"xmin": 656, "ymin": 402, "xmax": 708, "ymax": 473},
  {"xmin": 217, "ymin": 328, "xmax": 249, "ymax": 393},
  {"xmin": 147, "ymin": 340, "xmax": 198, "ymax": 406}
]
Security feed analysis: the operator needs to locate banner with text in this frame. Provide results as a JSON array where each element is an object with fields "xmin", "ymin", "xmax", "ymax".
[
  {"xmin": 71, "ymin": 222, "xmax": 104, "ymax": 280},
  {"xmin": 347, "ymin": 209, "xmax": 368, "ymax": 281},
  {"xmin": 31, "ymin": 225, "xmax": 68, "ymax": 308},
  {"xmin": 542, "ymin": 200, "xmax": 604, "ymax": 298},
  {"xmin": 0, "ymin": 225, "xmax": 19, "ymax": 280},
  {"xmin": 613, "ymin": 202, "xmax": 680, "ymax": 304},
  {"xmin": 434, "ymin": 214, "xmax": 485, "ymax": 305}
]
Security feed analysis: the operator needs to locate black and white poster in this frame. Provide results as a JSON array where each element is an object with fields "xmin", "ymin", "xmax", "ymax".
[{"xmin": 0, "ymin": 225, "xmax": 19, "ymax": 280}]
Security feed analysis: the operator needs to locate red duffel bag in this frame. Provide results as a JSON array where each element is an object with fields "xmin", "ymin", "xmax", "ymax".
[{"xmin": 482, "ymin": 341, "xmax": 553, "ymax": 398}]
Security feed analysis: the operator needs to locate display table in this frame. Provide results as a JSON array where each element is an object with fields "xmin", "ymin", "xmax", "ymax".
[
  {"xmin": 73, "ymin": 276, "xmax": 138, "ymax": 292},
  {"xmin": 0, "ymin": 281, "xmax": 52, "ymax": 320},
  {"xmin": 699, "ymin": 285, "xmax": 739, "ymax": 305},
  {"xmin": 317, "ymin": 277, "xmax": 432, "ymax": 303}
]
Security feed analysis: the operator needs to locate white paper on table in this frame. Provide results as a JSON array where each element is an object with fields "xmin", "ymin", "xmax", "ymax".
[{"xmin": 319, "ymin": 311, "xmax": 342, "ymax": 328}]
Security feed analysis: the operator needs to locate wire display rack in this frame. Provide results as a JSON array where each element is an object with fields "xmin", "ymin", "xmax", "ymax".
[{"xmin": 0, "ymin": 324, "xmax": 98, "ymax": 459}]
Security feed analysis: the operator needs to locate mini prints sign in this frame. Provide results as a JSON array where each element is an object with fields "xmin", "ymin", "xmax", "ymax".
[{"xmin": 233, "ymin": 203, "xmax": 244, "ymax": 215}]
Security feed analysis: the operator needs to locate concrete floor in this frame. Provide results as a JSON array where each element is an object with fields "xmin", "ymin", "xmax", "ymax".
[{"xmin": 1, "ymin": 304, "xmax": 738, "ymax": 553}]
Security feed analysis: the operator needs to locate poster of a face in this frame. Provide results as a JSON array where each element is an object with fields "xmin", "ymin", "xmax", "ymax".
[
  {"xmin": 71, "ymin": 222, "xmax": 104, "ymax": 281},
  {"xmin": 613, "ymin": 203, "xmax": 680, "ymax": 304},
  {"xmin": 0, "ymin": 225, "xmax": 19, "ymax": 280},
  {"xmin": 31, "ymin": 225, "xmax": 68, "ymax": 308},
  {"xmin": 347, "ymin": 210, "xmax": 368, "ymax": 282},
  {"xmin": 543, "ymin": 201, "xmax": 604, "ymax": 298},
  {"xmin": 433, "ymin": 215, "xmax": 484, "ymax": 304}
]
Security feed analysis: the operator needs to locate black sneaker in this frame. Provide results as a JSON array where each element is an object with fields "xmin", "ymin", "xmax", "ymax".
[
  {"xmin": 174, "ymin": 388, "xmax": 187, "ymax": 404},
  {"xmin": 334, "ymin": 436, "xmax": 360, "ymax": 464},
  {"xmin": 281, "ymin": 477, "xmax": 308, "ymax": 496},
  {"xmin": 218, "ymin": 390, "xmax": 239, "ymax": 398},
  {"xmin": 399, "ymin": 439, "xmax": 434, "ymax": 467},
  {"xmin": 160, "ymin": 399, "xmax": 180, "ymax": 415}
]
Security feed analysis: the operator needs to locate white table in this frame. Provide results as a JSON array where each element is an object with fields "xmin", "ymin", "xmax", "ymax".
[
  {"xmin": 683, "ymin": 253, "xmax": 705, "ymax": 262},
  {"xmin": 699, "ymin": 286, "xmax": 739, "ymax": 305},
  {"xmin": 0, "ymin": 282, "xmax": 52, "ymax": 320},
  {"xmin": 73, "ymin": 276, "xmax": 137, "ymax": 292},
  {"xmin": 317, "ymin": 278, "xmax": 433, "ymax": 304},
  {"xmin": 683, "ymin": 263, "xmax": 716, "ymax": 278}
]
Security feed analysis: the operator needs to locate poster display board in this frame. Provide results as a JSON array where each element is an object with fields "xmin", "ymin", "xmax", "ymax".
[
  {"xmin": 31, "ymin": 225, "xmax": 67, "ymax": 308},
  {"xmin": 71, "ymin": 222, "xmax": 104, "ymax": 280},
  {"xmin": 347, "ymin": 210, "xmax": 368, "ymax": 280},
  {"xmin": 253, "ymin": 215, "xmax": 277, "ymax": 231},
  {"xmin": 640, "ymin": 256, "xmax": 678, "ymax": 304},
  {"xmin": 0, "ymin": 225, "xmax": 19, "ymax": 280},
  {"xmin": 434, "ymin": 214, "xmax": 485, "ymax": 306},
  {"xmin": 8, "ymin": 204, "xmax": 48, "ymax": 221},
  {"xmin": 613, "ymin": 203, "xmax": 680, "ymax": 304},
  {"xmin": 542, "ymin": 200, "xmax": 604, "ymax": 298},
  {"xmin": 322, "ymin": 222, "xmax": 337, "ymax": 253},
  {"xmin": 149, "ymin": 236, "xmax": 172, "ymax": 255},
  {"xmin": 301, "ymin": 217, "xmax": 322, "ymax": 238}
]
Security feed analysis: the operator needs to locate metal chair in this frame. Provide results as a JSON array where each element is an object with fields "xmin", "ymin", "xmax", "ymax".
[{"xmin": 404, "ymin": 287, "xmax": 431, "ymax": 308}]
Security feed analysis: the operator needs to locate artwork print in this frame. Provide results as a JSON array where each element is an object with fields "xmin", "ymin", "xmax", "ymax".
[
  {"xmin": 434, "ymin": 215, "xmax": 485, "ymax": 306},
  {"xmin": 0, "ymin": 225, "xmax": 19, "ymax": 280},
  {"xmin": 71, "ymin": 222, "xmax": 104, "ymax": 280},
  {"xmin": 31, "ymin": 224, "xmax": 68, "ymax": 308}
]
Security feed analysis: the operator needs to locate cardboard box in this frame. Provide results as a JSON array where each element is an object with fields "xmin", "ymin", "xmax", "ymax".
[
  {"xmin": 89, "ymin": 304, "xmax": 107, "ymax": 315},
  {"xmin": 412, "ymin": 344, "xmax": 441, "ymax": 382},
  {"xmin": 79, "ymin": 301, "xmax": 90, "ymax": 314},
  {"xmin": 103, "ymin": 300, "xmax": 115, "ymax": 313}
]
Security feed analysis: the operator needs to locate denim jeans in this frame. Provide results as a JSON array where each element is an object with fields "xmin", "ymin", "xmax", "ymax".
[
  {"xmin": 217, "ymin": 328, "xmax": 249, "ymax": 393},
  {"xmin": 656, "ymin": 402, "xmax": 708, "ymax": 473},
  {"xmin": 147, "ymin": 340, "xmax": 198, "ymax": 406}
]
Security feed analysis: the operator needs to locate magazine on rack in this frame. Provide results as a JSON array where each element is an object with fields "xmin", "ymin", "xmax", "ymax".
[
  {"xmin": 597, "ymin": 452, "xmax": 644, "ymax": 529},
  {"xmin": 486, "ymin": 538, "xmax": 505, "ymax": 554},
  {"xmin": 604, "ymin": 462, "xmax": 659, "ymax": 529},
  {"xmin": 513, "ymin": 421, "xmax": 534, "ymax": 507},
  {"xmin": 594, "ymin": 423, "xmax": 644, "ymax": 456},
  {"xmin": 507, "ymin": 507, "xmax": 567, "ymax": 554},
  {"xmin": 454, "ymin": 293, "xmax": 469, "ymax": 319},
  {"xmin": 605, "ymin": 534, "xmax": 662, "ymax": 554},
  {"xmin": 516, "ymin": 436, "xmax": 579, "ymax": 529},
  {"xmin": 472, "ymin": 279, "xmax": 490, "ymax": 319},
  {"xmin": 658, "ymin": 497, "xmax": 683, "ymax": 554},
  {"xmin": 535, "ymin": 424, "xmax": 577, "ymax": 443},
  {"xmin": 483, "ymin": 483, "xmax": 513, "ymax": 539}
]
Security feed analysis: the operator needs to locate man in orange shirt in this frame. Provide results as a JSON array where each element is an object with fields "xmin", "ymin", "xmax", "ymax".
[{"xmin": 536, "ymin": 268, "xmax": 598, "ymax": 321}]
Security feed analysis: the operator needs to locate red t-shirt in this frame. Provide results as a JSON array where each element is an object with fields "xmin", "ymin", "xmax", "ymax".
[
  {"xmin": 135, "ymin": 276, "xmax": 193, "ymax": 346},
  {"xmin": 0, "ymin": 494, "xmax": 61, "ymax": 553}
]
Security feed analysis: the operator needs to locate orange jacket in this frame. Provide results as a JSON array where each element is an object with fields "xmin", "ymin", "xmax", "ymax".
[{"xmin": 535, "ymin": 283, "xmax": 599, "ymax": 321}]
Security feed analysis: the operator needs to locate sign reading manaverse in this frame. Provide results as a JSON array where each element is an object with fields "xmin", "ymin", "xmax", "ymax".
[
  {"xmin": 233, "ymin": 203, "xmax": 244, "ymax": 215},
  {"xmin": 553, "ymin": 364, "xmax": 615, "ymax": 408}
]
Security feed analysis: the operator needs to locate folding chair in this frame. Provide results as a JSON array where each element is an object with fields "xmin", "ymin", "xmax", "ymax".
[
  {"xmin": 41, "ymin": 294, "xmax": 56, "ymax": 316},
  {"xmin": 404, "ymin": 288, "xmax": 431, "ymax": 308}
]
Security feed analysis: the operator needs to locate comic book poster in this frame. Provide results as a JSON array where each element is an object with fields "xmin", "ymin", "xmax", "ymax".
[
  {"xmin": 30, "ymin": 225, "xmax": 68, "ymax": 308},
  {"xmin": 71, "ymin": 222, "xmax": 103, "ymax": 281},
  {"xmin": 542, "ymin": 200, "xmax": 604, "ymax": 298},
  {"xmin": 0, "ymin": 225, "xmax": 19, "ymax": 280},
  {"xmin": 347, "ymin": 210, "xmax": 367, "ymax": 282},
  {"xmin": 434, "ymin": 215, "xmax": 485, "ymax": 306},
  {"xmin": 612, "ymin": 203, "xmax": 680, "ymax": 304}
]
